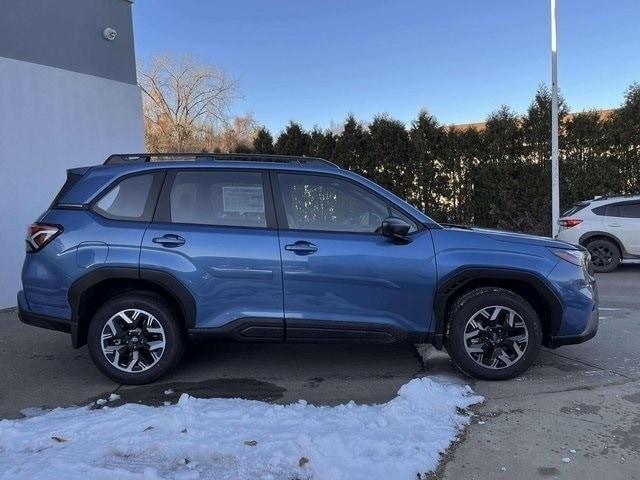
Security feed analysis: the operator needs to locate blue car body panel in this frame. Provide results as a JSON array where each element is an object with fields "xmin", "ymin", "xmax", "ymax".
[
  {"xmin": 278, "ymin": 229, "xmax": 437, "ymax": 335},
  {"xmin": 19, "ymin": 159, "xmax": 598, "ymax": 351},
  {"xmin": 22, "ymin": 209, "xmax": 146, "ymax": 319},
  {"xmin": 431, "ymin": 228, "xmax": 560, "ymax": 281},
  {"xmin": 140, "ymin": 223, "xmax": 284, "ymax": 329},
  {"xmin": 546, "ymin": 259, "xmax": 598, "ymax": 337}
]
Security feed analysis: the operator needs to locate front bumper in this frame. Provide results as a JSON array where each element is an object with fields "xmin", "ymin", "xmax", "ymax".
[{"xmin": 548, "ymin": 306, "xmax": 599, "ymax": 347}]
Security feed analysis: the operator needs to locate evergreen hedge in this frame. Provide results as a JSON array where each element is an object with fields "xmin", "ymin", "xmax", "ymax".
[{"xmin": 253, "ymin": 84, "xmax": 640, "ymax": 235}]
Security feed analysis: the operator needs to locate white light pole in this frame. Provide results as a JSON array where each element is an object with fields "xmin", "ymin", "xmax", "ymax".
[{"xmin": 550, "ymin": 0, "xmax": 560, "ymax": 237}]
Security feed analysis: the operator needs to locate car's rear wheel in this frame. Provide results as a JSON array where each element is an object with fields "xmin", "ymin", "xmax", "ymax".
[
  {"xmin": 87, "ymin": 292, "xmax": 184, "ymax": 384},
  {"xmin": 446, "ymin": 287, "xmax": 542, "ymax": 380},
  {"xmin": 586, "ymin": 238, "xmax": 620, "ymax": 273}
]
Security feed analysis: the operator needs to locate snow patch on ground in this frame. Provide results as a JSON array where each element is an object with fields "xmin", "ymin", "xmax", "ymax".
[
  {"xmin": 0, "ymin": 378, "xmax": 482, "ymax": 480},
  {"xmin": 414, "ymin": 344, "xmax": 462, "ymax": 385},
  {"xmin": 415, "ymin": 343, "xmax": 437, "ymax": 366}
]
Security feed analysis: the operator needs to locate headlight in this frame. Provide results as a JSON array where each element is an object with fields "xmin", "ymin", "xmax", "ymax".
[{"xmin": 549, "ymin": 248, "xmax": 587, "ymax": 267}]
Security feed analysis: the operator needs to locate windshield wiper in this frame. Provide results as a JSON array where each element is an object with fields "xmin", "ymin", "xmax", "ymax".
[{"xmin": 440, "ymin": 222, "xmax": 473, "ymax": 230}]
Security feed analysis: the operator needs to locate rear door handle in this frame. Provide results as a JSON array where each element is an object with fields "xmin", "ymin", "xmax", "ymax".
[
  {"xmin": 152, "ymin": 234, "xmax": 185, "ymax": 247},
  {"xmin": 285, "ymin": 241, "xmax": 318, "ymax": 254}
]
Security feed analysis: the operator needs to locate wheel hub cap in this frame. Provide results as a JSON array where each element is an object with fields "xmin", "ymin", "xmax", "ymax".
[
  {"xmin": 463, "ymin": 305, "xmax": 529, "ymax": 370},
  {"xmin": 100, "ymin": 309, "xmax": 166, "ymax": 373}
]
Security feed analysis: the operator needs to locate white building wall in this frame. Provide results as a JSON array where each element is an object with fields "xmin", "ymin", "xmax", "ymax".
[{"xmin": 0, "ymin": 56, "xmax": 144, "ymax": 308}]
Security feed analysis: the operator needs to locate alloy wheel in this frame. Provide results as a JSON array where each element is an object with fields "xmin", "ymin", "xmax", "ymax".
[
  {"xmin": 463, "ymin": 305, "xmax": 529, "ymax": 369},
  {"xmin": 589, "ymin": 245, "xmax": 613, "ymax": 268},
  {"xmin": 100, "ymin": 309, "xmax": 166, "ymax": 373}
]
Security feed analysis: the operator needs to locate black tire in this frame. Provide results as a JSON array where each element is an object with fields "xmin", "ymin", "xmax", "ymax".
[
  {"xmin": 446, "ymin": 287, "xmax": 542, "ymax": 380},
  {"xmin": 586, "ymin": 238, "xmax": 620, "ymax": 273},
  {"xmin": 87, "ymin": 291, "xmax": 185, "ymax": 384}
]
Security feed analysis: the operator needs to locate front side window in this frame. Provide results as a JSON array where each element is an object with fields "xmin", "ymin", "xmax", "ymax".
[
  {"xmin": 160, "ymin": 171, "xmax": 267, "ymax": 228},
  {"xmin": 93, "ymin": 173, "xmax": 159, "ymax": 221},
  {"xmin": 277, "ymin": 173, "xmax": 417, "ymax": 233}
]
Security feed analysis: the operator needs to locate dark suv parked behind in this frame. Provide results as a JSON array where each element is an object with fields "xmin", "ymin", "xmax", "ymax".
[{"xmin": 19, "ymin": 154, "xmax": 598, "ymax": 384}]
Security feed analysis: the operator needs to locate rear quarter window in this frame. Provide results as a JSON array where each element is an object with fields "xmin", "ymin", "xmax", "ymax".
[
  {"xmin": 92, "ymin": 172, "xmax": 164, "ymax": 221},
  {"xmin": 562, "ymin": 202, "xmax": 590, "ymax": 217}
]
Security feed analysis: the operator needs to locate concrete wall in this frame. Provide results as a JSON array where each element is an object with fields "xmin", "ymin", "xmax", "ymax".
[
  {"xmin": 0, "ymin": 0, "xmax": 137, "ymax": 85},
  {"xmin": 0, "ymin": 0, "xmax": 143, "ymax": 308}
]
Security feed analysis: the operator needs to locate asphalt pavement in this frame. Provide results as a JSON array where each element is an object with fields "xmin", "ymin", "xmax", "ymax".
[{"xmin": 0, "ymin": 266, "xmax": 638, "ymax": 479}]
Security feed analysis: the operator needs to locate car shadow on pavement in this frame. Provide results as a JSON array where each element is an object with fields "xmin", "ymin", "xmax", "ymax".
[{"xmin": 114, "ymin": 340, "xmax": 426, "ymax": 407}]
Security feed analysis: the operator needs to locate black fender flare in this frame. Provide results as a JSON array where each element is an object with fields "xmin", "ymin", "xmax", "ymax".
[
  {"xmin": 432, "ymin": 267, "xmax": 563, "ymax": 348},
  {"xmin": 579, "ymin": 231, "xmax": 626, "ymax": 256},
  {"xmin": 68, "ymin": 267, "xmax": 197, "ymax": 347}
]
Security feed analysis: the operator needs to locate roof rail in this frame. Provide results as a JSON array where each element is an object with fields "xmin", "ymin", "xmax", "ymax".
[
  {"xmin": 103, "ymin": 153, "xmax": 339, "ymax": 168},
  {"xmin": 592, "ymin": 192, "xmax": 640, "ymax": 201}
]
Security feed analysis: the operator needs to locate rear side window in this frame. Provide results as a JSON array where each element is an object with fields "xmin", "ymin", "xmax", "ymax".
[
  {"xmin": 93, "ymin": 173, "xmax": 163, "ymax": 221},
  {"xmin": 593, "ymin": 202, "xmax": 640, "ymax": 218},
  {"xmin": 616, "ymin": 202, "xmax": 640, "ymax": 218},
  {"xmin": 157, "ymin": 170, "xmax": 268, "ymax": 228}
]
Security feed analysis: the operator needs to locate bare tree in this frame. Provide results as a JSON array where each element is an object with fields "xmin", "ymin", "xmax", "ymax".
[
  {"xmin": 217, "ymin": 114, "xmax": 259, "ymax": 153},
  {"xmin": 139, "ymin": 54, "xmax": 239, "ymax": 152}
]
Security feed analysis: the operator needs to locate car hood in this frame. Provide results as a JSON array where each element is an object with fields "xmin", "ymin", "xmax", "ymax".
[{"xmin": 446, "ymin": 226, "xmax": 577, "ymax": 250}]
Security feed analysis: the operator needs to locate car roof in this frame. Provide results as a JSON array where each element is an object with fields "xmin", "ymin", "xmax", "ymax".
[
  {"xmin": 86, "ymin": 152, "xmax": 343, "ymax": 177},
  {"xmin": 91, "ymin": 159, "xmax": 341, "ymax": 174},
  {"xmin": 561, "ymin": 194, "xmax": 640, "ymax": 217},
  {"xmin": 588, "ymin": 194, "xmax": 640, "ymax": 206}
]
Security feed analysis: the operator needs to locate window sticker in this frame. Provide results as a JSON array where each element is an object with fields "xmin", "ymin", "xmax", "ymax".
[{"xmin": 222, "ymin": 186, "xmax": 265, "ymax": 213}]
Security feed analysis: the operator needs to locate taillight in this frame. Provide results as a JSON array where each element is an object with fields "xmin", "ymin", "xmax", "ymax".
[
  {"xmin": 558, "ymin": 218, "xmax": 583, "ymax": 228},
  {"xmin": 26, "ymin": 223, "xmax": 62, "ymax": 252}
]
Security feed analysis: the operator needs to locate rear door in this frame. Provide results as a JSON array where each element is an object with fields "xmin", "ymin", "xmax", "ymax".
[
  {"xmin": 605, "ymin": 201, "xmax": 640, "ymax": 255},
  {"xmin": 272, "ymin": 171, "xmax": 437, "ymax": 341},
  {"xmin": 140, "ymin": 169, "xmax": 284, "ymax": 338}
]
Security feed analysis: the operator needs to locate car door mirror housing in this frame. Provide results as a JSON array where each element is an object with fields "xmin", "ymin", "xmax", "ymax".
[{"xmin": 381, "ymin": 217, "xmax": 412, "ymax": 243}]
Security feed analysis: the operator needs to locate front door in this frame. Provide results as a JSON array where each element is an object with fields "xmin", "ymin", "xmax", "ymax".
[
  {"xmin": 140, "ymin": 169, "xmax": 284, "ymax": 339},
  {"xmin": 273, "ymin": 172, "xmax": 437, "ymax": 341}
]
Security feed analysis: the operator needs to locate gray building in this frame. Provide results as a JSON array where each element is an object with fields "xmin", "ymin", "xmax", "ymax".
[{"xmin": 0, "ymin": 0, "xmax": 144, "ymax": 308}]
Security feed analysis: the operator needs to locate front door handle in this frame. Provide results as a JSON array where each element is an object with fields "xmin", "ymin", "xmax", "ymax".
[
  {"xmin": 285, "ymin": 241, "xmax": 318, "ymax": 254},
  {"xmin": 152, "ymin": 234, "xmax": 185, "ymax": 247}
]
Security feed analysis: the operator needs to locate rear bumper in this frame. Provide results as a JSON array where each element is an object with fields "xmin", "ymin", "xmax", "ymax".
[
  {"xmin": 18, "ymin": 307, "xmax": 72, "ymax": 334},
  {"xmin": 17, "ymin": 291, "xmax": 71, "ymax": 334},
  {"xmin": 548, "ymin": 306, "xmax": 599, "ymax": 347}
]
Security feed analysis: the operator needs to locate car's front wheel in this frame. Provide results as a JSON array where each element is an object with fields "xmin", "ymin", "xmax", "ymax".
[
  {"xmin": 446, "ymin": 287, "xmax": 542, "ymax": 380},
  {"xmin": 87, "ymin": 292, "xmax": 185, "ymax": 384}
]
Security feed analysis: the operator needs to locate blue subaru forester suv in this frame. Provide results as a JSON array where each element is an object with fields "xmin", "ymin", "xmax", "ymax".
[{"xmin": 19, "ymin": 153, "xmax": 598, "ymax": 384}]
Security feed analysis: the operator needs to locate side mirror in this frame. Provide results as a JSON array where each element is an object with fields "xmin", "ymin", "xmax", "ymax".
[{"xmin": 381, "ymin": 217, "xmax": 412, "ymax": 243}]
